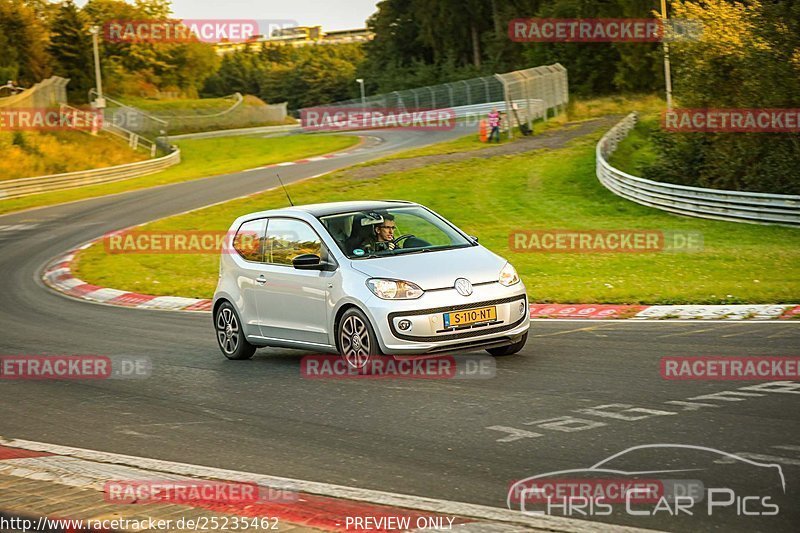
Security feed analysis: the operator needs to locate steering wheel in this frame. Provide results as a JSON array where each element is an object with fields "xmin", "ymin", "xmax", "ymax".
[
  {"xmin": 390, "ymin": 234, "xmax": 415, "ymax": 248},
  {"xmin": 370, "ymin": 234, "xmax": 415, "ymax": 252}
]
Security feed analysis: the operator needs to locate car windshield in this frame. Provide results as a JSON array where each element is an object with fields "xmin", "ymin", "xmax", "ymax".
[{"xmin": 319, "ymin": 206, "xmax": 474, "ymax": 259}]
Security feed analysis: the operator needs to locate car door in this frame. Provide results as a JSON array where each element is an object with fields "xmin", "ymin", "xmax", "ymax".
[
  {"xmin": 255, "ymin": 217, "xmax": 334, "ymax": 347},
  {"xmin": 229, "ymin": 217, "xmax": 268, "ymax": 335}
]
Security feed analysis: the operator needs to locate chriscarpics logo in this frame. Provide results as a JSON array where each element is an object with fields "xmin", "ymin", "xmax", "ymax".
[{"xmin": 508, "ymin": 444, "xmax": 786, "ymax": 519}]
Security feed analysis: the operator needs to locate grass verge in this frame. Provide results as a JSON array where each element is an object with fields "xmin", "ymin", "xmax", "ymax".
[
  {"xmin": 0, "ymin": 133, "xmax": 358, "ymax": 216},
  {"xmin": 608, "ymin": 114, "xmax": 661, "ymax": 175},
  {"xmin": 0, "ymin": 130, "xmax": 147, "ymax": 181},
  {"xmin": 74, "ymin": 116, "xmax": 799, "ymax": 304}
]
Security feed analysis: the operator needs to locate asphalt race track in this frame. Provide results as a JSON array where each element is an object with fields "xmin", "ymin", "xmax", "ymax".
[{"xmin": 1, "ymin": 126, "xmax": 798, "ymax": 532}]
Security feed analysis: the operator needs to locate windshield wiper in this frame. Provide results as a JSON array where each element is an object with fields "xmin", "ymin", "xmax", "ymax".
[
  {"xmin": 392, "ymin": 245, "xmax": 468, "ymax": 256},
  {"xmin": 391, "ymin": 247, "xmax": 431, "ymax": 256}
]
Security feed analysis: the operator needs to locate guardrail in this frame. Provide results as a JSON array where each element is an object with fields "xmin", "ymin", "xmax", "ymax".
[
  {"xmin": 0, "ymin": 148, "xmax": 180, "ymax": 201},
  {"xmin": 596, "ymin": 112, "xmax": 800, "ymax": 226},
  {"xmin": 103, "ymin": 121, "xmax": 159, "ymax": 156}
]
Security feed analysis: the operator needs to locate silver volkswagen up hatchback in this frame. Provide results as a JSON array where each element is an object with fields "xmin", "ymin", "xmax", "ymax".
[{"xmin": 213, "ymin": 201, "xmax": 529, "ymax": 367}]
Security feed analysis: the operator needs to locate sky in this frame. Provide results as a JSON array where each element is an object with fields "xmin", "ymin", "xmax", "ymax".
[{"xmin": 72, "ymin": 0, "xmax": 382, "ymax": 31}]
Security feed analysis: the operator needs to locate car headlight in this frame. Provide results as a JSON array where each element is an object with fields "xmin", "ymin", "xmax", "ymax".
[
  {"xmin": 499, "ymin": 262, "xmax": 520, "ymax": 286},
  {"xmin": 367, "ymin": 278, "xmax": 424, "ymax": 299}
]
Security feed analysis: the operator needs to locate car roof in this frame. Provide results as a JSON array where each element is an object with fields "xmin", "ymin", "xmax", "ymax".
[{"xmin": 281, "ymin": 200, "xmax": 418, "ymax": 218}]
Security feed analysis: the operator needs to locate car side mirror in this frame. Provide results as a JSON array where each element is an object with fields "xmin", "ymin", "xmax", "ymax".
[
  {"xmin": 293, "ymin": 254, "xmax": 323, "ymax": 270},
  {"xmin": 469, "ymin": 235, "xmax": 479, "ymax": 243}
]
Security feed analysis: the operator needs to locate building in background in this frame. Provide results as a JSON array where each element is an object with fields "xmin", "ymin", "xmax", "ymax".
[{"xmin": 214, "ymin": 25, "xmax": 372, "ymax": 54}]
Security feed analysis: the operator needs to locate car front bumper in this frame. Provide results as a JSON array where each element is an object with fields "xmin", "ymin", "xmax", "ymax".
[{"xmin": 363, "ymin": 281, "xmax": 530, "ymax": 355}]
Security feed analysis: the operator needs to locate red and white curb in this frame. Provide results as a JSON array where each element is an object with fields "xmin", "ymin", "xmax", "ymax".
[
  {"xmin": 43, "ymin": 245, "xmax": 213, "ymax": 312},
  {"xmin": 42, "ymin": 251, "xmax": 800, "ymax": 319},
  {"xmin": 0, "ymin": 437, "xmax": 652, "ymax": 533},
  {"xmin": 528, "ymin": 303, "xmax": 800, "ymax": 320}
]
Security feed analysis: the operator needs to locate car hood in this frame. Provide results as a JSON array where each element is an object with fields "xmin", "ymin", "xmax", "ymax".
[{"xmin": 348, "ymin": 245, "xmax": 507, "ymax": 290}]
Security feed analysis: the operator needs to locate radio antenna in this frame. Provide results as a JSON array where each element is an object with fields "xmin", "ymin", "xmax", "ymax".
[{"xmin": 276, "ymin": 173, "xmax": 294, "ymax": 206}]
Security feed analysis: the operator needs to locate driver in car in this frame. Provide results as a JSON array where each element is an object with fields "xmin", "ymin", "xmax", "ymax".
[{"xmin": 363, "ymin": 214, "xmax": 398, "ymax": 252}]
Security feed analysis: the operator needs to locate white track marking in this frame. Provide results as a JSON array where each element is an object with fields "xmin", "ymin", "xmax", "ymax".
[
  {"xmin": 0, "ymin": 223, "xmax": 38, "ymax": 232},
  {"xmin": 0, "ymin": 456, "xmax": 189, "ymax": 491},
  {"xmin": 773, "ymin": 445, "xmax": 800, "ymax": 452},
  {"xmin": 530, "ymin": 325, "xmax": 609, "ymax": 337},
  {"xmin": 0, "ymin": 437, "xmax": 657, "ymax": 533},
  {"xmin": 656, "ymin": 326, "xmax": 730, "ymax": 338},
  {"xmin": 486, "ymin": 426, "xmax": 543, "ymax": 443}
]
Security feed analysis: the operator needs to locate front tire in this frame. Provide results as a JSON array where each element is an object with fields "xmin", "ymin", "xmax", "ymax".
[
  {"xmin": 215, "ymin": 301, "xmax": 256, "ymax": 360},
  {"xmin": 337, "ymin": 308, "xmax": 381, "ymax": 370},
  {"xmin": 486, "ymin": 332, "xmax": 528, "ymax": 357}
]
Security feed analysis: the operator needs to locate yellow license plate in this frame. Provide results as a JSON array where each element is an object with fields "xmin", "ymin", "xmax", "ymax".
[{"xmin": 444, "ymin": 306, "xmax": 497, "ymax": 327}]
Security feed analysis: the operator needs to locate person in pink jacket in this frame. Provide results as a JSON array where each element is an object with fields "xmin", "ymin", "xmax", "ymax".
[{"xmin": 487, "ymin": 108, "xmax": 501, "ymax": 143}]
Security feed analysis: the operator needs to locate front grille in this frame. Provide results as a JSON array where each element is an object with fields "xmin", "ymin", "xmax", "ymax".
[{"xmin": 387, "ymin": 294, "xmax": 527, "ymax": 342}]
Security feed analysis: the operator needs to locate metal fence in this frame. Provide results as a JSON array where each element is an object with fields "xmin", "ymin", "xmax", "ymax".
[
  {"xmin": 89, "ymin": 89, "xmax": 169, "ymax": 140},
  {"xmin": 301, "ymin": 63, "xmax": 568, "ymax": 136},
  {"xmin": 597, "ymin": 112, "xmax": 800, "ymax": 226},
  {"xmin": 496, "ymin": 64, "xmax": 568, "ymax": 126},
  {"xmin": 91, "ymin": 90, "xmax": 288, "ymax": 138},
  {"xmin": 0, "ymin": 76, "xmax": 69, "ymax": 109}
]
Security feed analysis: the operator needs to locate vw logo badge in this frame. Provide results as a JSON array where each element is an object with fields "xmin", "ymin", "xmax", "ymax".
[{"xmin": 454, "ymin": 278, "xmax": 473, "ymax": 297}]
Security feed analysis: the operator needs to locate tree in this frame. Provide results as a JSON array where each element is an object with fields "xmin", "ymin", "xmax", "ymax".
[
  {"xmin": 203, "ymin": 43, "xmax": 365, "ymax": 109},
  {"xmin": 359, "ymin": 0, "xmax": 663, "ymax": 96},
  {"xmin": 48, "ymin": 0, "xmax": 94, "ymax": 102},
  {"xmin": 83, "ymin": 0, "xmax": 218, "ymax": 97},
  {"xmin": 644, "ymin": 0, "xmax": 800, "ymax": 193},
  {"xmin": 0, "ymin": 0, "xmax": 52, "ymax": 85}
]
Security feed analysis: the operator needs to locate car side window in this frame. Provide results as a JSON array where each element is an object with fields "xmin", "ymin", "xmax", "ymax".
[
  {"xmin": 233, "ymin": 219, "xmax": 266, "ymax": 262},
  {"xmin": 265, "ymin": 218, "xmax": 323, "ymax": 266}
]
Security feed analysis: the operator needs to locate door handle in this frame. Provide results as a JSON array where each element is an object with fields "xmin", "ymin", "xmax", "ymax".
[{"xmin": 255, "ymin": 275, "xmax": 267, "ymax": 285}]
